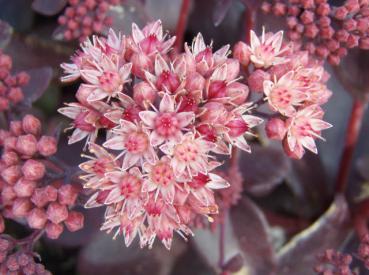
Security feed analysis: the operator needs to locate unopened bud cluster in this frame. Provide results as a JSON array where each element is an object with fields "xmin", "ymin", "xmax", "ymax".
[
  {"xmin": 0, "ymin": 115, "xmax": 84, "ymax": 239},
  {"xmin": 314, "ymin": 249, "xmax": 357, "ymax": 275},
  {"xmin": 0, "ymin": 50, "xmax": 30, "ymax": 111},
  {"xmin": 0, "ymin": 237, "xmax": 51, "ymax": 275},
  {"xmin": 58, "ymin": 0, "xmax": 121, "ymax": 41},
  {"xmin": 261, "ymin": 0, "xmax": 369, "ymax": 65}
]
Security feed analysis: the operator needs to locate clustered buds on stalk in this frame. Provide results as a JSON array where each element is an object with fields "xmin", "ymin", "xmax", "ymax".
[
  {"xmin": 314, "ymin": 249, "xmax": 356, "ymax": 274},
  {"xmin": 0, "ymin": 115, "xmax": 84, "ymax": 239},
  {"xmin": 57, "ymin": 0, "xmax": 121, "ymax": 41},
  {"xmin": 59, "ymin": 20, "xmax": 332, "ymax": 249},
  {"xmin": 0, "ymin": 236, "xmax": 51, "ymax": 275},
  {"xmin": 261, "ymin": 0, "xmax": 369, "ymax": 65},
  {"xmin": 0, "ymin": 50, "xmax": 30, "ymax": 112}
]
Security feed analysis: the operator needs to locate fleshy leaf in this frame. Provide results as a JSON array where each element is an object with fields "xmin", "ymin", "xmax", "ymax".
[
  {"xmin": 0, "ymin": 19, "xmax": 13, "ymax": 49},
  {"xmin": 276, "ymin": 195, "xmax": 351, "ymax": 275},
  {"xmin": 213, "ymin": 0, "xmax": 233, "ymax": 27},
  {"xmin": 231, "ymin": 197, "xmax": 277, "ymax": 274},
  {"xmin": 240, "ymin": 144, "xmax": 291, "ymax": 197},
  {"xmin": 23, "ymin": 67, "xmax": 53, "ymax": 106},
  {"xmin": 32, "ymin": 0, "xmax": 67, "ymax": 16}
]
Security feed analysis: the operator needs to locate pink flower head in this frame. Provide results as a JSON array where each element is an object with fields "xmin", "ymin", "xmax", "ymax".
[
  {"xmin": 103, "ymin": 119, "xmax": 157, "ymax": 170},
  {"xmin": 144, "ymin": 54, "xmax": 185, "ymax": 94},
  {"xmin": 142, "ymin": 156, "xmax": 177, "ymax": 204},
  {"xmin": 285, "ymin": 105, "xmax": 332, "ymax": 159},
  {"xmin": 139, "ymin": 93, "xmax": 195, "ymax": 146},
  {"xmin": 249, "ymin": 28, "xmax": 289, "ymax": 68},
  {"xmin": 160, "ymin": 133, "xmax": 217, "ymax": 178},
  {"xmin": 263, "ymin": 71, "xmax": 307, "ymax": 117},
  {"xmin": 129, "ymin": 20, "xmax": 176, "ymax": 56},
  {"xmin": 185, "ymin": 33, "xmax": 230, "ymax": 76},
  {"xmin": 79, "ymin": 144, "xmax": 118, "ymax": 188}
]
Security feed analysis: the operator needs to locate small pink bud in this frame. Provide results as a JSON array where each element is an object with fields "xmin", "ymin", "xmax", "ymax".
[
  {"xmin": 31, "ymin": 186, "xmax": 58, "ymax": 208},
  {"xmin": 319, "ymin": 16, "xmax": 331, "ymax": 27},
  {"xmin": 288, "ymin": 5, "xmax": 299, "ymax": 16},
  {"xmin": 7, "ymin": 87, "xmax": 24, "ymax": 104},
  {"xmin": 1, "ymin": 151, "xmax": 19, "ymax": 166},
  {"xmin": 6, "ymin": 254, "xmax": 19, "ymax": 271},
  {"xmin": 225, "ymin": 82, "xmax": 249, "ymax": 105},
  {"xmin": 261, "ymin": 2, "xmax": 271, "ymax": 13},
  {"xmin": 316, "ymin": 3, "xmax": 330, "ymax": 16},
  {"xmin": 37, "ymin": 136, "xmax": 57, "ymax": 157},
  {"xmin": 0, "ymin": 130, "xmax": 11, "ymax": 146},
  {"xmin": 133, "ymin": 81, "xmax": 157, "ymax": 108},
  {"xmin": 1, "ymin": 186, "xmax": 16, "ymax": 205},
  {"xmin": 345, "ymin": 0, "xmax": 360, "ymax": 13},
  {"xmin": 266, "ymin": 118, "xmax": 287, "ymax": 140},
  {"xmin": 304, "ymin": 24, "xmax": 319, "ymax": 38},
  {"xmin": 343, "ymin": 19, "xmax": 357, "ymax": 32},
  {"xmin": 300, "ymin": 10, "xmax": 314, "ymax": 24},
  {"xmin": 3, "ymin": 136, "xmax": 17, "ymax": 151},
  {"xmin": 27, "ymin": 208, "xmax": 47, "ymax": 229},
  {"xmin": 76, "ymin": 84, "xmax": 92, "ymax": 106},
  {"xmin": 225, "ymin": 59, "xmax": 240, "ymax": 81},
  {"xmin": 201, "ymin": 102, "xmax": 228, "ymax": 124},
  {"xmin": 22, "ymin": 115, "xmax": 41, "ymax": 136},
  {"xmin": 58, "ymin": 184, "xmax": 78, "ymax": 206},
  {"xmin": 248, "ymin": 70, "xmax": 271, "ymax": 92},
  {"xmin": 13, "ymin": 178, "xmax": 37, "ymax": 198},
  {"xmin": 156, "ymin": 71, "xmax": 180, "ymax": 93},
  {"xmin": 47, "ymin": 202, "xmax": 69, "ymax": 224},
  {"xmin": 347, "ymin": 34, "xmax": 359, "ymax": 48},
  {"xmin": 272, "ymin": 2, "xmax": 287, "ymax": 16},
  {"xmin": 287, "ymin": 16, "xmax": 298, "ymax": 28},
  {"xmin": 208, "ymin": 80, "xmax": 227, "ymax": 99},
  {"xmin": 336, "ymin": 47, "xmax": 348, "ymax": 58},
  {"xmin": 327, "ymin": 54, "xmax": 341, "ymax": 66},
  {"xmin": 283, "ymin": 139, "xmax": 304, "ymax": 159},
  {"xmin": 22, "ymin": 160, "xmax": 45, "ymax": 181},
  {"xmin": 12, "ymin": 198, "xmax": 32, "ymax": 217},
  {"xmin": 1, "ymin": 165, "xmax": 22, "ymax": 185},
  {"xmin": 16, "ymin": 71, "xmax": 30, "ymax": 86},
  {"xmin": 64, "ymin": 211, "xmax": 84, "ymax": 232},
  {"xmin": 17, "ymin": 252, "xmax": 31, "ymax": 267},
  {"xmin": 10, "ymin": 121, "xmax": 23, "ymax": 136},
  {"xmin": 320, "ymin": 27, "xmax": 335, "ymax": 39},
  {"xmin": 130, "ymin": 53, "xmax": 153, "ymax": 78},
  {"xmin": 233, "ymin": 41, "xmax": 250, "ymax": 67},
  {"xmin": 16, "ymin": 134, "xmax": 38, "ymax": 156},
  {"xmin": 301, "ymin": 0, "xmax": 315, "ymax": 9},
  {"xmin": 185, "ymin": 72, "xmax": 205, "ymax": 92},
  {"xmin": 315, "ymin": 46, "xmax": 329, "ymax": 59},
  {"xmin": 45, "ymin": 222, "xmax": 64, "ymax": 239},
  {"xmin": 226, "ymin": 118, "xmax": 248, "ymax": 138},
  {"xmin": 335, "ymin": 29, "xmax": 349, "ymax": 43},
  {"xmin": 356, "ymin": 18, "xmax": 368, "ymax": 33},
  {"xmin": 359, "ymin": 37, "xmax": 369, "ymax": 50},
  {"xmin": 326, "ymin": 39, "xmax": 340, "ymax": 52}
]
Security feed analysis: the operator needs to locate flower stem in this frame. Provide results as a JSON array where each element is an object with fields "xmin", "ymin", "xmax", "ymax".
[
  {"xmin": 244, "ymin": 6, "xmax": 256, "ymax": 44},
  {"xmin": 174, "ymin": 0, "xmax": 191, "ymax": 51},
  {"xmin": 335, "ymin": 100, "xmax": 367, "ymax": 193},
  {"xmin": 218, "ymin": 211, "xmax": 227, "ymax": 270}
]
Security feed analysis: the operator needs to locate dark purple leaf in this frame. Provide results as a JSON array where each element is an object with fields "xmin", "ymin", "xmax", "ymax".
[
  {"xmin": 23, "ymin": 67, "xmax": 53, "ymax": 106},
  {"xmin": 231, "ymin": 197, "xmax": 277, "ymax": 275},
  {"xmin": 241, "ymin": 0, "xmax": 261, "ymax": 10},
  {"xmin": 213, "ymin": 0, "xmax": 233, "ymax": 27},
  {"xmin": 0, "ymin": 19, "xmax": 13, "ymax": 49},
  {"xmin": 356, "ymin": 156, "xmax": 369, "ymax": 181},
  {"xmin": 78, "ymin": 232, "xmax": 186, "ymax": 275},
  {"xmin": 276, "ymin": 195, "xmax": 351, "ymax": 275},
  {"xmin": 223, "ymin": 253, "xmax": 244, "ymax": 272},
  {"xmin": 240, "ymin": 144, "xmax": 291, "ymax": 197},
  {"xmin": 32, "ymin": 0, "xmax": 67, "ymax": 16},
  {"xmin": 0, "ymin": 0, "xmax": 34, "ymax": 32}
]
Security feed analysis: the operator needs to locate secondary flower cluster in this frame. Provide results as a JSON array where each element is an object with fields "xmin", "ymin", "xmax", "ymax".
[
  {"xmin": 234, "ymin": 29, "xmax": 332, "ymax": 159},
  {"xmin": 59, "ymin": 20, "xmax": 332, "ymax": 248},
  {"xmin": 314, "ymin": 249, "xmax": 357, "ymax": 275},
  {"xmin": 261, "ymin": 0, "xmax": 369, "ymax": 65},
  {"xmin": 0, "ymin": 236, "xmax": 51, "ymax": 275},
  {"xmin": 57, "ymin": 0, "xmax": 120, "ymax": 41},
  {"xmin": 0, "ymin": 50, "xmax": 30, "ymax": 112},
  {"xmin": 0, "ymin": 115, "xmax": 84, "ymax": 239}
]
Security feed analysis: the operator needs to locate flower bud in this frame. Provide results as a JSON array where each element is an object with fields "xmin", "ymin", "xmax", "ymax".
[
  {"xmin": 248, "ymin": 70, "xmax": 271, "ymax": 92},
  {"xmin": 266, "ymin": 118, "xmax": 287, "ymax": 140},
  {"xmin": 185, "ymin": 72, "xmax": 205, "ymax": 92},
  {"xmin": 0, "ymin": 129, "xmax": 11, "ymax": 146},
  {"xmin": 16, "ymin": 134, "xmax": 38, "ymax": 156},
  {"xmin": 131, "ymin": 53, "xmax": 153, "ymax": 78},
  {"xmin": 3, "ymin": 136, "xmax": 17, "ymax": 151},
  {"xmin": 233, "ymin": 41, "xmax": 250, "ymax": 67},
  {"xmin": 27, "ymin": 208, "xmax": 47, "ymax": 229},
  {"xmin": 334, "ymin": 6, "xmax": 348, "ymax": 20},
  {"xmin": 31, "ymin": 186, "xmax": 58, "ymax": 208},
  {"xmin": 283, "ymin": 139, "xmax": 304, "ymax": 159},
  {"xmin": 225, "ymin": 82, "xmax": 249, "ymax": 105},
  {"xmin": 300, "ymin": 10, "xmax": 314, "ymax": 24},
  {"xmin": 12, "ymin": 198, "xmax": 32, "ymax": 217},
  {"xmin": 64, "ymin": 211, "xmax": 84, "ymax": 232},
  {"xmin": 226, "ymin": 118, "xmax": 248, "ymax": 137},
  {"xmin": 133, "ymin": 81, "xmax": 156, "ymax": 108},
  {"xmin": 47, "ymin": 202, "xmax": 68, "ymax": 224},
  {"xmin": 10, "ymin": 121, "xmax": 23, "ymax": 136},
  {"xmin": 1, "ymin": 186, "xmax": 16, "ymax": 205},
  {"xmin": 22, "ymin": 115, "xmax": 41, "ymax": 136},
  {"xmin": 58, "ymin": 184, "xmax": 78, "ymax": 206},
  {"xmin": 45, "ymin": 222, "xmax": 64, "ymax": 239},
  {"xmin": 207, "ymin": 80, "xmax": 227, "ymax": 99},
  {"xmin": 37, "ymin": 136, "xmax": 57, "ymax": 157},
  {"xmin": 8, "ymin": 87, "xmax": 24, "ymax": 103},
  {"xmin": 1, "ymin": 165, "xmax": 22, "ymax": 185},
  {"xmin": 201, "ymin": 102, "xmax": 228, "ymax": 124},
  {"xmin": 1, "ymin": 151, "xmax": 19, "ymax": 166},
  {"xmin": 22, "ymin": 160, "xmax": 45, "ymax": 181},
  {"xmin": 17, "ymin": 252, "xmax": 31, "ymax": 267},
  {"xmin": 6, "ymin": 254, "xmax": 19, "ymax": 271},
  {"xmin": 13, "ymin": 178, "xmax": 37, "ymax": 198},
  {"xmin": 16, "ymin": 71, "xmax": 30, "ymax": 86}
]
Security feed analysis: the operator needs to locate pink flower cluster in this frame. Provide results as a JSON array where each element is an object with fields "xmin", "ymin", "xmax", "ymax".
[
  {"xmin": 58, "ymin": 0, "xmax": 121, "ymax": 41},
  {"xmin": 358, "ymin": 234, "xmax": 369, "ymax": 269},
  {"xmin": 0, "ymin": 237, "xmax": 51, "ymax": 275},
  {"xmin": 234, "ymin": 29, "xmax": 332, "ymax": 159},
  {"xmin": 261, "ymin": 0, "xmax": 369, "ymax": 65},
  {"xmin": 314, "ymin": 249, "xmax": 356, "ymax": 275},
  {"xmin": 0, "ymin": 115, "xmax": 84, "ymax": 239},
  {"xmin": 59, "ymin": 20, "xmax": 332, "ymax": 248},
  {"xmin": 0, "ymin": 50, "xmax": 30, "ymax": 112}
]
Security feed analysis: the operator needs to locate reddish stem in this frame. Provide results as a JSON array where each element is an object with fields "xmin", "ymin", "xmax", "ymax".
[
  {"xmin": 174, "ymin": 0, "xmax": 191, "ymax": 51},
  {"xmin": 335, "ymin": 100, "xmax": 367, "ymax": 193},
  {"xmin": 244, "ymin": 6, "xmax": 256, "ymax": 44}
]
